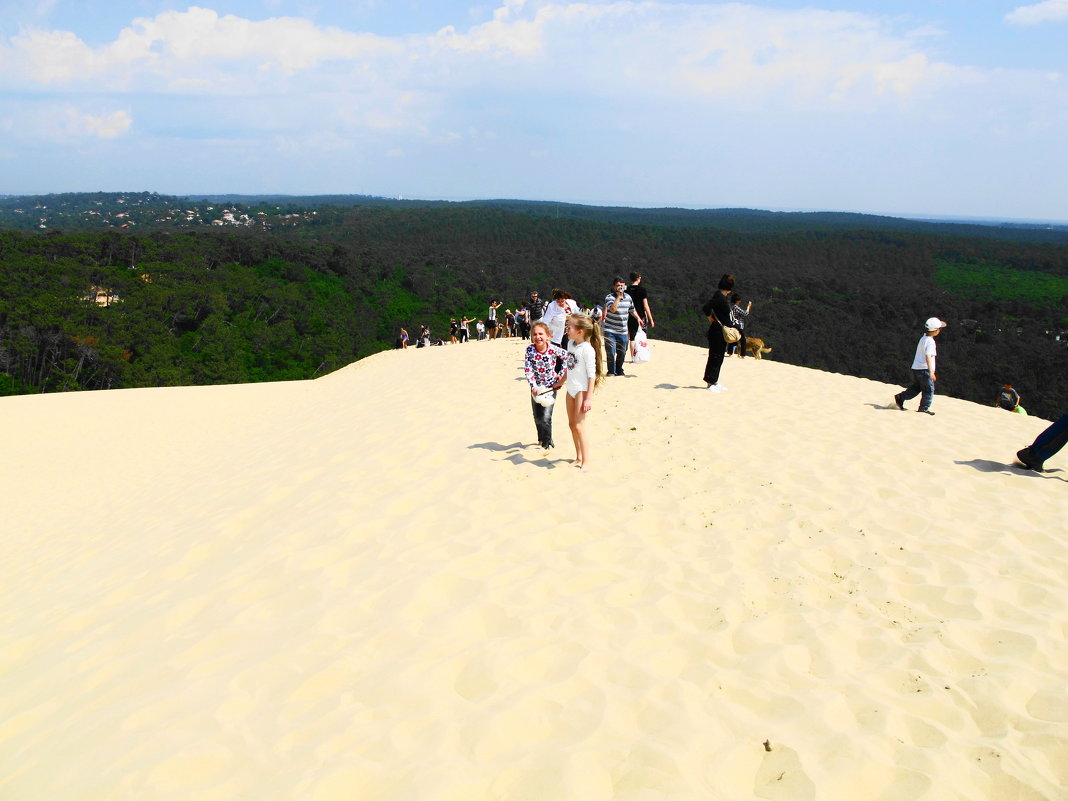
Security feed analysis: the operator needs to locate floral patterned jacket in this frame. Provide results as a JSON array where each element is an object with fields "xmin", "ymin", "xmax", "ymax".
[{"xmin": 524, "ymin": 344, "xmax": 567, "ymax": 389}]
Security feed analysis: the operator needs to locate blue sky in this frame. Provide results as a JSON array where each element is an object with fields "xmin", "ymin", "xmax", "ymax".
[{"xmin": 1, "ymin": 1, "xmax": 1065, "ymax": 220}]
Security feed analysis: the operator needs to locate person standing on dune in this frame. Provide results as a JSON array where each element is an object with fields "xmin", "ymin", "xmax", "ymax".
[
  {"xmin": 603, "ymin": 276, "xmax": 641, "ymax": 377},
  {"xmin": 892, "ymin": 317, "xmax": 947, "ymax": 416},
  {"xmin": 701, "ymin": 274, "xmax": 737, "ymax": 393},
  {"xmin": 524, "ymin": 322, "xmax": 568, "ymax": 451},
  {"xmin": 626, "ymin": 271, "xmax": 655, "ymax": 359}
]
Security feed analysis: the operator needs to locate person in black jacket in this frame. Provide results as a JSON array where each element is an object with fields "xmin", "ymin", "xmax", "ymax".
[{"xmin": 702, "ymin": 274, "xmax": 737, "ymax": 393}]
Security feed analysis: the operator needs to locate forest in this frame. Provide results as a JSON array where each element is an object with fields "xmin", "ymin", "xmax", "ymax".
[{"xmin": 2, "ymin": 194, "xmax": 1066, "ymax": 419}]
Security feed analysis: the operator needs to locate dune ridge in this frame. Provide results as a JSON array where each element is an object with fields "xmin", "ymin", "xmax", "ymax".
[{"xmin": 2, "ymin": 338, "xmax": 1066, "ymax": 801}]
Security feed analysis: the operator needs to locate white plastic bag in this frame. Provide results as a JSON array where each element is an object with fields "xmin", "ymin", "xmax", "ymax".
[{"xmin": 632, "ymin": 328, "xmax": 651, "ymax": 362}]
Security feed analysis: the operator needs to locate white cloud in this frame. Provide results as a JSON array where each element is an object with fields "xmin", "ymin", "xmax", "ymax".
[
  {"xmin": 425, "ymin": 2, "xmax": 979, "ymax": 110},
  {"xmin": 69, "ymin": 108, "xmax": 133, "ymax": 138},
  {"xmin": 3, "ymin": 5, "xmax": 400, "ymax": 89},
  {"xmin": 1006, "ymin": 0, "xmax": 1068, "ymax": 25},
  {"xmin": 1, "ymin": 102, "xmax": 132, "ymax": 144},
  {"xmin": 12, "ymin": 29, "xmax": 99, "ymax": 82},
  {"xmin": 0, "ymin": 2, "xmax": 976, "ymax": 106},
  {"xmin": 0, "ymin": 2, "xmax": 1059, "ymax": 164},
  {"xmin": 114, "ymin": 6, "xmax": 396, "ymax": 73}
]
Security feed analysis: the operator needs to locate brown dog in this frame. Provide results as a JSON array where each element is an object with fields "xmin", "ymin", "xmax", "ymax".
[{"xmin": 745, "ymin": 337, "xmax": 773, "ymax": 359}]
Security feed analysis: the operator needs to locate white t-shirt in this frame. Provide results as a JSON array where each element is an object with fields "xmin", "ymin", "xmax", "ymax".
[
  {"xmin": 542, "ymin": 299, "xmax": 579, "ymax": 345},
  {"xmin": 911, "ymin": 334, "xmax": 937, "ymax": 371},
  {"xmin": 566, "ymin": 340, "xmax": 596, "ymax": 396}
]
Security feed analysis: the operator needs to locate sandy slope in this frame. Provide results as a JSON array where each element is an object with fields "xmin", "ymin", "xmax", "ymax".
[{"xmin": 2, "ymin": 337, "xmax": 1066, "ymax": 801}]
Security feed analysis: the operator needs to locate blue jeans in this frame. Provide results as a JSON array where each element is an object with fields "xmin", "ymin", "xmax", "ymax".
[
  {"xmin": 1030, "ymin": 413, "xmax": 1068, "ymax": 463},
  {"xmin": 604, "ymin": 331, "xmax": 628, "ymax": 375},
  {"xmin": 899, "ymin": 369, "xmax": 934, "ymax": 410}
]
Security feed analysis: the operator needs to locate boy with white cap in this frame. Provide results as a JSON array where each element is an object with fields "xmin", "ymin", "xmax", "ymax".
[{"xmin": 892, "ymin": 317, "xmax": 947, "ymax": 415}]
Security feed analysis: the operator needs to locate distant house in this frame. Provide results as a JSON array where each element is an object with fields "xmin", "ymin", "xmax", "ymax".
[{"xmin": 84, "ymin": 286, "xmax": 121, "ymax": 307}]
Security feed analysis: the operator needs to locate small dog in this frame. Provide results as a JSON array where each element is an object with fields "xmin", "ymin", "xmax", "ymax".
[{"xmin": 745, "ymin": 337, "xmax": 773, "ymax": 359}]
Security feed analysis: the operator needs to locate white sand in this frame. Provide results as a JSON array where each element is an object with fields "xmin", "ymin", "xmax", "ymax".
[{"xmin": 2, "ymin": 337, "xmax": 1066, "ymax": 801}]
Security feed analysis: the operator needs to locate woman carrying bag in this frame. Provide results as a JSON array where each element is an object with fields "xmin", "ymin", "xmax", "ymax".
[{"xmin": 701, "ymin": 274, "xmax": 738, "ymax": 393}]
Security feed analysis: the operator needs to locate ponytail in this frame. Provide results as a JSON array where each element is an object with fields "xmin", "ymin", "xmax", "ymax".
[
  {"xmin": 569, "ymin": 313, "xmax": 607, "ymax": 390},
  {"xmin": 588, "ymin": 322, "xmax": 607, "ymax": 389}
]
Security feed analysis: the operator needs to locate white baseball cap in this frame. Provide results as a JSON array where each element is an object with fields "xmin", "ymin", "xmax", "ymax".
[{"xmin": 925, "ymin": 317, "xmax": 947, "ymax": 331}]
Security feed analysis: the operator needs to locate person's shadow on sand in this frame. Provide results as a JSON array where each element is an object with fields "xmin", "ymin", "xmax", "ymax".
[
  {"xmin": 468, "ymin": 441, "xmax": 569, "ymax": 468},
  {"xmin": 956, "ymin": 459, "xmax": 1065, "ymax": 480},
  {"xmin": 469, "ymin": 441, "xmax": 525, "ymax": 452}
]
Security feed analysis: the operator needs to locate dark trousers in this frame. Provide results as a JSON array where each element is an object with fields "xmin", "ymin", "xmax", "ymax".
[
  {"xmin": 1030, "ymin": 413, "xmax": 1068, "ymax": 463},
  {"xmin": 899, "ymin": 368, "xmax": 935, "ymax": 410},
  {"xmin": 703, "ymin": 324, "xmax": 726, "ymax": 385},
  {"xmin": 531, "ymin": 393, "xmax": 557, "ymax": 447}
]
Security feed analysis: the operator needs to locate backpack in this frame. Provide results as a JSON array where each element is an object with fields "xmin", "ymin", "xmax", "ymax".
[{"xmin": 997, "ymin": 387, "xmax": 1020, "ymax": 411}]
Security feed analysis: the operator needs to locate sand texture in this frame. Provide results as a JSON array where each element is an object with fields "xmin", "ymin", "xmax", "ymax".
[{"xmin": 2, "ymin": 337, "xmax": 1066, "ymax": 801}]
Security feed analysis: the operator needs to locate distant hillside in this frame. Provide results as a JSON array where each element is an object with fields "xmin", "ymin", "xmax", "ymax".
[
  {"xmin": 2, "ymin": 191, "xmax": 1067, "ymax": 244},
  {"xmin": 1, "ymin": 197, "xmax": 1066, "ymax": 416}
]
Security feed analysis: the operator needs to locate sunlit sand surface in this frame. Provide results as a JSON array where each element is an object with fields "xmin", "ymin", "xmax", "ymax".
[{"xmin": 2, "ymin": 338, "xmax": 1065, "ymax": 800}]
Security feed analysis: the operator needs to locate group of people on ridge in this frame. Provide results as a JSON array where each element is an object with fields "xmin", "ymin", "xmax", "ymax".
[
  {"xmin": 404, "ymin": 270, "xmax": 1063, "ymax": 476},
  {"xmin": 521, "ymin": 273, "xmax": 658, "ymax": 470}
]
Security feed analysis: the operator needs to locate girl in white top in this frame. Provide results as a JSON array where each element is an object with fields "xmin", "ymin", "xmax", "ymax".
[{"xmin": 565, "ymin": 313, "xmax": 607, "ymax": 471}]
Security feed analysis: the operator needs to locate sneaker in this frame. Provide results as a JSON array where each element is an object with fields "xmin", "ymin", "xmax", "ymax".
[
  {"xmin": 1016, "ymin": 447, "xmax": 1045, "ymax": 473},
  {"xmin": 891, "ymin": 394, "xmax": 904, "ymax": 410},
  {"xmin": 715, "ymin": 384, "xmax": 728, "ymax": 391},
  {"xmin": 706, "ymin": 385, "xmax": 720, "ymax": 393},
  {"xmin": 918, "ymin": 409, "xmax": 935, "ymax": 416}
]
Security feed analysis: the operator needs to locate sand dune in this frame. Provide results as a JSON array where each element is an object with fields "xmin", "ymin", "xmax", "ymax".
[{"xmin": 2, "ymin": 337, "xmax": 1065, "ymax": 801}]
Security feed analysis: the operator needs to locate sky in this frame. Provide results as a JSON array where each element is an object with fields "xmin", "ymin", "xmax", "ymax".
[{"xmin": 0, "ymin": 0, "xmax": 1065, "ymax": 221}]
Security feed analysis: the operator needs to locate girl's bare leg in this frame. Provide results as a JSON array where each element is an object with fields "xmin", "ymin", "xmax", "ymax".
[{"xmin": 567, "ymin": 393, "xmax": 589, "ymax": 470}]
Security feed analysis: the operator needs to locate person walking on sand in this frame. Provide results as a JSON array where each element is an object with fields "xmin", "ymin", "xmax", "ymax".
[
  {"xmin": 564, "ymin": 314, "xmax": 607, "ymax": 471},
  {"xmin": 517, "ymin": 306, "xmax": 531, "ymax": 339},
  {"xmin": 892, "ymin": 317, "xmax": 947, "ymax": 415},
  {"xmin": 1015, "ymin": 412, "xmax": 1068, "ymax": 473},
  {"xmin": 626, "ymin": 272, "xmax": 655, "ymax": 358},
  {"xmin": 603, "ymin": 276, "xmax": 642, "ymax": 377},
  {"xmin": 521, "ymin": 291, "xmax": 545, "ymax": 339},
  {"xmin": 524, "ymin": 322, "xmax": 568, "ymax": 450},
  {"xmin": 487, "ymin": 300, "xmax": 501, "ymax": 339},
  {"xmin": 701, "ymin": 274, "xmax": 737, "ymax": 393}
]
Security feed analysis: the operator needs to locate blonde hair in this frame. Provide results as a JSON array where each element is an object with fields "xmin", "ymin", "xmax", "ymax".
[
  {"xmin": 567, "ymin": 313, "xmax": 607, "ymax": 389},
  {"xmin": 530, "ymin": 321, "xmax": 551, "ymax": 337}
]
